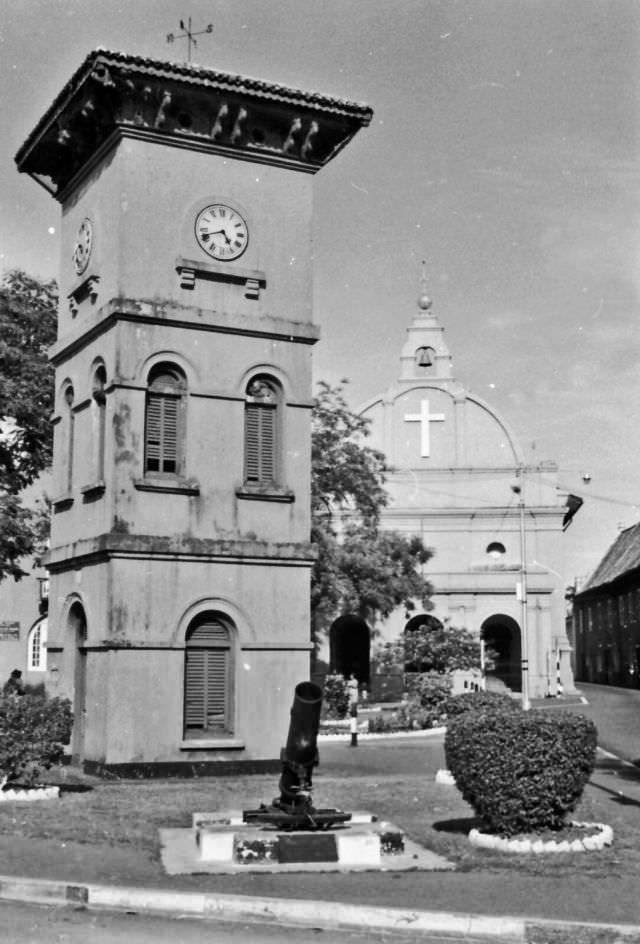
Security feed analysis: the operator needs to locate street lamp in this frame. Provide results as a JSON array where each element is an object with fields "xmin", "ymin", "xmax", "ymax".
[{"xmin": 512, "ymin": 465, "xmax": 530, "ymax": 710}]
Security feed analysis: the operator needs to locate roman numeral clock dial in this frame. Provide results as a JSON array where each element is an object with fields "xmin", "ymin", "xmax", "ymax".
[
  {"xmin": 195, "ymin": 204, "xmax": 249, "ymax": 261},
  {"xmin": 72, "ymin": 218, "xmax": 93, "ymax": 275}
]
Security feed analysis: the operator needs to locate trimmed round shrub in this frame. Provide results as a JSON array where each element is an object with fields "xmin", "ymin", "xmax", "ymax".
[
  {"xmin": 445, "ymin": 709, "xmax": 597, "ymax": 836},
  {"xmin": 443, "ymin": 690, "xmax": 521, "ymax": 719},
  {"xmin": 321, "ymin": 674, "xmax": 349, "ymax": 719},
  {"xmin": 0, "ymin": 693, "xmax": 73, "ymax": 786}
]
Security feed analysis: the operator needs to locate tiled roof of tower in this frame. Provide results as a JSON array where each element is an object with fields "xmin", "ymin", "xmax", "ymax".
[
  {"xmin": 578, "ymin": 521, "xmax": 640, "ymax": 594},
  {"xmin": 15, "ymin": 48, "xmax": 373, "ymax": 181}
]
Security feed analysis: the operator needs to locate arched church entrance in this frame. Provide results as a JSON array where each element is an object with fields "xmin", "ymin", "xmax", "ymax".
[
  {"xmin": 67, "ymin": 601, "xmax": 87, "ymax": 761},
  {"xmin": 403, "ymin": 614, "xmax": 443, "ymax": 671},
  {"xmin": 329, "ymin": 615, "xmax": 370, "ymax": 686},
  {"xmin": 481, "ymin": 614, "xmax": 521, "ymax": 693}
]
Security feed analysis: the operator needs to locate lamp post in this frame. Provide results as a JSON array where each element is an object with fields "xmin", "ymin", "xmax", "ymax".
[{"xmin": 512, "ymin": 465, "xmax": 530, "ymax": 710}]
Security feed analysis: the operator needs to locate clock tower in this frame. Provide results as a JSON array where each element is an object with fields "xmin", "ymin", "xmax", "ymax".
[{"xmin": 16, "ymin": 50, "xmax": 372, "ymax": 773}]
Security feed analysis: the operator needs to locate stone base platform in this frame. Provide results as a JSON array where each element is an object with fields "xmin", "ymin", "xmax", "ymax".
[{"xmin": 159, "ymin": 810, "xmax": 454, "ymax": 875}]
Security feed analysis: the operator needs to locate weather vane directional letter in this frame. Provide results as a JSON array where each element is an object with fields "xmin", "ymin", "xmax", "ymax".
[{"xmin": 167, "ymin": 17, "xmax": 213, "ymax": 62}]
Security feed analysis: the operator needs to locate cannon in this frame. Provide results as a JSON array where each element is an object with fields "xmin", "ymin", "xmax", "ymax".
[{"xmin": 243, "ymin": 681, "xmax": 351, "ymax": 830}]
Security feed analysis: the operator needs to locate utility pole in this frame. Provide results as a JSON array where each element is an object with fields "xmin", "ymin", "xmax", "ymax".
[{"xmin": 513, "ymin": 465, "xmax": 531, "ymax": 710}]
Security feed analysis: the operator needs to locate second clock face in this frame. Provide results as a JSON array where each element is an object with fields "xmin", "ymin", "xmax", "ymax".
[
  {"xmin": 72, "ymin": 218, "xmax": 93, "ymax": 275},
  {"xmin": 195, "ymin": 205, "xmax": 249, "ymax": 261}
]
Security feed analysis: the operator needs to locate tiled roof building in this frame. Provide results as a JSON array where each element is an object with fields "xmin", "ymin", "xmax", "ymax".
[{"xmin": 572, "ymin": 523, "xmax": 640, "ymax": 688}]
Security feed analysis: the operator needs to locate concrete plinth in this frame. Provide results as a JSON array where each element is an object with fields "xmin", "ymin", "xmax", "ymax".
[{"xmin": 159, "ymin": 810, "xmax": 454, "ymax": 875}]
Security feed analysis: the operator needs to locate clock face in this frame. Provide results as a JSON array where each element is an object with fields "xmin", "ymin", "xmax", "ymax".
[
  {"xmin": 195, "ymin": 205, "xmax": 249, "ymax": 261},
  {"xmin": 72, "ymin": 218, "xmax": 93, "ymax": 275}
]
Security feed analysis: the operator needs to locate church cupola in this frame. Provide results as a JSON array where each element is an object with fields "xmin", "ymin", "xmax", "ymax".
[{"xmin": 399, "ymin": 266, "xmax": 453, "ymax": 383}]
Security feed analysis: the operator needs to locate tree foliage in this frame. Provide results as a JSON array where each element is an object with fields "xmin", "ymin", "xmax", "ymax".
[
  {"xmin": 311, "ymin": 382, "xmax": 433, "ymax": 630},
  {"xmin": 0, "ymin": 270, "xmax": 57, "ymax": 581},
  {"xmin": 311, "ymin": 380, "xmax": 387, "ymax": 523},
  {"xmin": 0, "ymin": 270, "xmax": 57, "ymax": 491},
  {"xmin": 404, "ymin": 620, "xmax": 485, "ymax": 674},
  {"xmin": 373, "ymin": 620, "xmax": 490, "ymax": 675}
]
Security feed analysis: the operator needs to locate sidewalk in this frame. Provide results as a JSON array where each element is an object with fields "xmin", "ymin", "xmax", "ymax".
[{"xmin": 1, "ymin": 731, "xmax": 640, "ymax": 941}]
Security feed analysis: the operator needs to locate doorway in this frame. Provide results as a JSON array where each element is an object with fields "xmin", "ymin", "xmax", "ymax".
[
  {"xmin": 68, "ymin": 602, "xmax": 87, "ymax": 761},
  {"xmin": 481, "ymin": 614, "xmax": 522, "ymax": 693},
  {"xmin": 329, "ymin": 615, "xmax": 370, "ymax": 686}
]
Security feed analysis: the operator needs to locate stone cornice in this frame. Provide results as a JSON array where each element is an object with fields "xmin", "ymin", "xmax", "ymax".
[
  {"xmin": 49, "ymin": 295, "xmax": 320, "ymax": 365},
  {"xmin": 47, "ymin": 532, "xmax": 316, "ymax": 572},
  {"xmin": 15, "ymin": 48, "xmax": 373, "ymax": 197}
]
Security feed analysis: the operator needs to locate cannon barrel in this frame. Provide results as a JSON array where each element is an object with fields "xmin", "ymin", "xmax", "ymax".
[
  {"xmin": 279, "ymin": 680, "xmax": 322, "ymax": 807},
  {"xmin": 243, "ymin": 680, "xmax": 351, "ymax": 829}
]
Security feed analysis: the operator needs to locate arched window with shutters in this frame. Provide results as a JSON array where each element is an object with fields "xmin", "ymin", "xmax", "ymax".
[
  {"xmin": 244, "ymin": 376, "xmax": 280, "ymax": 486},
  {"xmin": 183, "ymin": 615, "xmax": 234, "ymax": 737},
  {"xmin": 144, "ymin": 364, "xmax": 186, "ymax": 476}
]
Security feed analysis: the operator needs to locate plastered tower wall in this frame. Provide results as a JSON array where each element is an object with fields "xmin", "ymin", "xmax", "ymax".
[{"xmin": 16, "ymin": 50, "xmax": 371, "ymax": 769}]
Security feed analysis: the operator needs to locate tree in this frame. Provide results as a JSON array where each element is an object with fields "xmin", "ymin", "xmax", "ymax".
[
  {"xmin": 310, "ymin": 381, "xmax": 433, "ymax": 633},
  {"xmin": 0, "ymin": 270, "xmax": 57, "ymax": 581},
  {"xmin": 375, "ymin": 620, "xmax": 489, "ymax": 676}
]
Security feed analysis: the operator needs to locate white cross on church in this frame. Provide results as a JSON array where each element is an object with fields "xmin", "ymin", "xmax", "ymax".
[{"xmin": 404, "ymin": 399, "xmax": 445, "ymax": 457}]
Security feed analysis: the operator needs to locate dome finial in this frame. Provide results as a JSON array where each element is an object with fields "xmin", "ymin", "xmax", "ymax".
[{"xmin": 418, "ymin": 258, "xmax": 432, "ymax": 311}]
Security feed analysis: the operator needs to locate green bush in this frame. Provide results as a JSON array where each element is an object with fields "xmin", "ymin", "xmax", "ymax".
[
  {"xmin": 321, "ymin": 674, "xmax": 349, "ymax": 719},
  {"xmin": 444, "ymin": 709, "xmax": 597, "ymax": 836},
  {"xmin": 0, "ymin": 693, "xmax": 73, "ymax": 786},
  {"xmin": 404, "ymin": 671, "xmax": 452, "ymax": 712},
  {"xmin": 367, "ymin": 699, "xmax": 442, "ymax": 733},
  {"xmin": 443, "ymin": 690, "xmax": 521, "ymax": 719},
  {"xmin": 397, "ymin": 701, "xmax": 440, "ymax": 730},
  {"xmin": 368, "ymin": 711, "xmax": 405, "ymax": 734}
]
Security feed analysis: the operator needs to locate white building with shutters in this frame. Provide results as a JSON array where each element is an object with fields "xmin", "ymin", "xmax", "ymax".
[{"xmin": 319, "ymin": 289, "xmax": 578, "ymax": 702}]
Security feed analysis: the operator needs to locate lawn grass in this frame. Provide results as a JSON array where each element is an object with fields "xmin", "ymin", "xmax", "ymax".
[{"xmin": 1, "ymin": 733, "xmax": 638, "ymax": 886}]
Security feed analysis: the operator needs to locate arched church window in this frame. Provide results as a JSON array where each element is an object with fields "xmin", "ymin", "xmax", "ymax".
[
  {"xmin": 184, "ymin": 616, "xmax": 234, "ymax": 737},
  {"xmin": 144, "ymin": 364, "xmax": 186, "ymax": 475},
  {"xmin": 27, "ymin": 618, "xmax": 47, "ymax": 672},
  {"xmin": 92, "ymin": 365, "xmax": 107, "ymax": 483},
  {"xmin": 244, "ymin": 376, "xmax": 281, "ymax": 485}
]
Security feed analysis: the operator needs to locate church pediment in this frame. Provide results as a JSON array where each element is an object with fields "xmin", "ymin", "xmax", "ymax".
[{"xmin": 360, "ymin": 383, "xmax": 519, "ymax": 471}]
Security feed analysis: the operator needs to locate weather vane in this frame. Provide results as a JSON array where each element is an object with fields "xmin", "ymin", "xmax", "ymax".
[{"xmin": 166, "ymin": 18, "xmax": 213, "ymax": 62}]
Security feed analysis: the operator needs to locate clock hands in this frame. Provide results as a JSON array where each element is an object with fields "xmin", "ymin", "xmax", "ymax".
[{"xmin": 201, "ymin": 227, "xmax": 232, "ymax": 245}]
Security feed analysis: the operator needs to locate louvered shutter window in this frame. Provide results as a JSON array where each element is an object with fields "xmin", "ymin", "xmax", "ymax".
[
  {"xmin": 244, "ymin": 378, "xmax": 278, "ymax": 485},
  {"xmin": 184, "ymin": 620, "xmax": 231, "ymax": 735},
  {"xmin": 145, "ymin": 368, "xmax": 183, "ymax": 474}
]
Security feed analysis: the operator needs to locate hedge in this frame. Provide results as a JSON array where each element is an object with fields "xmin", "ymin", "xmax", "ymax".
[
  {"xmin": 0, "ymin": 693, "xmax": 73, "ymax": 786},
  {"xmin": 442, "ymin": 690, "xmax": 521, "ymax": 718},
  {"xmin": 444, "ymin": 709, "xmax": 597, "ymax": 835}
]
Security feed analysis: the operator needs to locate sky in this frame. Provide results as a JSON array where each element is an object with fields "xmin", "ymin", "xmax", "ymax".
[{"xmin": 1, "ymin": 0, "xmax": 639, "ymax": 583}]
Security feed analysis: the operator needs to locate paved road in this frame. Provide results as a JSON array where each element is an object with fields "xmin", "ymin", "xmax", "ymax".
[
  {"xmin": 571, "ymin": 682, "xmax": 640, "ymax": 764},
  {"xmin": 0, "ymin": 900, "xmax": 503, "ymax": 944}
]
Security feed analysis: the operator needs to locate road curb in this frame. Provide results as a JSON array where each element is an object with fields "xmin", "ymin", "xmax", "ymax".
[{"xmin": 2, "ymin": 874, "xmax": 640, "ymax": 940}]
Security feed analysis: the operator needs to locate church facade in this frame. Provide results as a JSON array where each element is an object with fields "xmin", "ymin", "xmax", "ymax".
[
  {"xmin": 15, "ymin": 49, "xmax": 371, "ymax": 772},
  {"xmin": 319, "ymin": 291, "xmax": 578, "ymax": 702}
]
